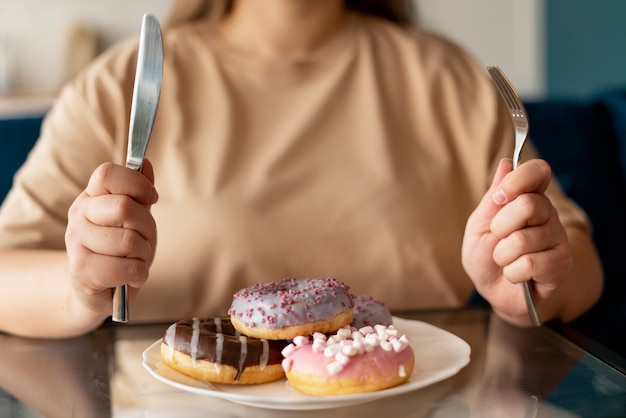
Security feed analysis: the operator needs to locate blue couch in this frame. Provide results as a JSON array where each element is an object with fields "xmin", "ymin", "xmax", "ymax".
[
  {"xmin": 525, "ymin": 90, "xmax": 626, "ymax": 357},
  {"xmin": 0, "ymin": 116, "xmax": 42, "ymax": 204},
  {"xmin": 1, "ymin": 92, "xmax": 625, "ymax": 356}
]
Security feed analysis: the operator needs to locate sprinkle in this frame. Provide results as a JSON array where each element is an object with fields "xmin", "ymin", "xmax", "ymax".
[
  {"xmin": 377, "ymin": 329, "xmax": 389, "ymax": 340},
  {"xmin": 359, "ymin": 326, "xmax": 375, "ymax": 335},
  {"xmin": 342, "ymin": 345, "xmax": 358, "ymax": 356},
  {"xmin": 374, "ymin": 324, "xmax": 387, "ymax": 333},
  {"xmin": 365, "ymin": 333, "xmax": 380, "ymax": 346},
  {"xmin": 391, "ymin": 339, "xmax": 409, "ymax": 353},
  {"xmin": 351, "ymin": 331, "xmax": 365, "ymax": 341},
  {"xmin": 324, "ymin": 344, "xmax": 341, "ymax": 358},
  {"xmin": 312, "ymin": 332, "xmax": 327, "ymax": 342},
  {"xmin": 380, "ymin": 340, "xmax": 393, "ymax": 352},
  {"xmin": 312, "ymin": 340, "xmax": 326, "ymax": 353},
  {"xmin": 293, "ymin": 335, "xmax": 309, "ymax": 346},
  {"xmin": 335, "ymin": 352, "xmax": 351, "ymax": 365},
  {"xmin": 352, "ymin": 340, "xmax": 365, "ymax": 354},
  {"xmin": 336, "ymin": 328, "xmax": 352, "ymax": 339},
  {"xmin": 327, "ymin": 361, "xmax": 344, "ymax": 375},
  {"xmin": 281, "ymin": 343, "xmax": 296, "ymax": 357},
  {"xmin": 386, "ymin": 328, "xmax": 399, "ymax": 337}
]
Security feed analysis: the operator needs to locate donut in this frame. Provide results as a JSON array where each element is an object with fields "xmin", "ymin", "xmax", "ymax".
[
  {"xmin": 160, "ymin": 317, "xmax": 289, "ymax": 384},
  {"xmin": 228, "ymin": 277, "xmax": 354, "ymax": 340},
  {"xmin": 281, "ymin": 324, "xmax": 414, "ymax": 396},
  {"xmin": 351, "ymin": 294, "xmax": 393, "ymax": 329}
]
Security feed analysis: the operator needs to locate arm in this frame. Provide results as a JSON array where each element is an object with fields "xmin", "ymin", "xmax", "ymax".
[
  {"xmin": 0, "ymin": 37, "xmax": 160, "ymax": 338},
  {"xmin": 0, "ymin": 161, "xmax": 158, "ymax": 338},
  {"xmin": 462, "ymin": 158, "xmax": 603, "ymax": 327},
  {"xmin": 0, "ymin": 249, "xmax": 104, "ymax": 338}
]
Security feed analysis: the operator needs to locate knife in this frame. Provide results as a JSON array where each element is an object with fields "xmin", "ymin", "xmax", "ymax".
[{"xmin": 112, "ymin": 13, "xmax": 163, "ymax": 323}]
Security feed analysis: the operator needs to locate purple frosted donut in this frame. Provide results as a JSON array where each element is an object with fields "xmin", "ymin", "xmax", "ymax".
[
  {"xmin": 228, "ymin": 277, "xmax": 354, "ymax": 340},
  {"xmin": 351, "ymin": 294, "xmax": 393, "ymax": 329}
]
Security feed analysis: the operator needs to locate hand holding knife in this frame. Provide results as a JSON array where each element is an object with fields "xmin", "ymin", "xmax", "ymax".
[{"xmin": 112, "ymin": 13, "xmax": 163, "ymax": 323}]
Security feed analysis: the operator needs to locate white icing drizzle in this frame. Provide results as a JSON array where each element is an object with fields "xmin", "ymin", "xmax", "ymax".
[
  {"xmin": 190, "ymin": 317, "xmax": 200, "ymax": 366},
  {"xmin": 167, "ymin": 317, "xmax": 277, "ymax": 380},
  {"xmin": 214, "ymin": 317, "xmax": 223, "ymax": 333},
  {"xmin": 259, "ymin": 339, "xmax": 269, "ymax": 370},
  {"xmin": 237, "ymin": 335, "xmax": 248, "ymax": 378},
  {"xmin": 164, "ymin": 323, "xmax": 177, "ymax": 362},
  {"xmin": 215, "ymin": 333, "xmax": 224, "ymax": 372},
  {"xmin": 214, "ymin": 317, "xmax": 224, "ymax": 372}
]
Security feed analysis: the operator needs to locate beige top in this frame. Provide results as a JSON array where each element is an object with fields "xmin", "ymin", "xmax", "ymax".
[{"xmin": 0, "ymin": 13, "xmax": 589, "ymax": 322}]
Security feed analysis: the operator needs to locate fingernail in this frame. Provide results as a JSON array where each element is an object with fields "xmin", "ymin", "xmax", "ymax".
[{"xmin": 493, "ymin": 188, "xmax": 506, "ymax": 205}]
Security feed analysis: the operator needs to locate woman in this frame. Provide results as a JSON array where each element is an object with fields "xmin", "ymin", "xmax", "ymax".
[{"xmin": 0, "ymin": 0, "xmax": 602, "ymax": 337}]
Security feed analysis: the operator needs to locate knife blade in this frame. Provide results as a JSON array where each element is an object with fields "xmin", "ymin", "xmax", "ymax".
[{"xmin": 112, "ymin": 13, "xmax": 163, "ymax": 323}]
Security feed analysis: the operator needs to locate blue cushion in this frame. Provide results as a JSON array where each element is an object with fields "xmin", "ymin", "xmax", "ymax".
[
  {"xmin": 594, "ymin": 90, "xmax": 626, "ymax": 186},
  {"xmin": 525, "ymin": 97, "xmax": 626, "ymax": 356},
  {"xmin": 0, "ymin": 116, "xmax": 43, "ymax": 203}
]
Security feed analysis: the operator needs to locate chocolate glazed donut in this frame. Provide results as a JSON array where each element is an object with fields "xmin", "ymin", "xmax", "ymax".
[{"xmin": 161, "ymin": 317, "xmax": 289, "ymax": 384}]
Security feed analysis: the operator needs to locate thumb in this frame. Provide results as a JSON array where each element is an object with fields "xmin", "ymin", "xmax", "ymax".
[
  {"xmin": 488, "ymin": 158, "xmax": 513, "ymax": 206},
  {"xmin": 139, "ymin": 158, "xmax": 158, "ymax": 206},
  {"xmin": 140, "ymin": 158, "xmax": 156, "ymax": 186},
  {"xmin": 469, "ymin": 159, "xmax": 513, "ymax": 229}
]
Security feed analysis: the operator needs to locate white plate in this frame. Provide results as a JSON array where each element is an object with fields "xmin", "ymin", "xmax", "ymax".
[{"xmin": 142, "ymin": 317, "xmax": 471, "ymax": 410}]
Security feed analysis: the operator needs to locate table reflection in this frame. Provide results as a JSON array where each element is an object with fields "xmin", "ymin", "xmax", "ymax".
[
  {"xmin": 0, "ymin": 327, "xmax": 111, "ymax": 417},
  {"xmin": 0, "ymin": 309, "xmax": 624, "ymax": 417}
]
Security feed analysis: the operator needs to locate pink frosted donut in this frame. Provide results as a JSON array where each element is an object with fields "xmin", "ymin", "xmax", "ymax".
[
  {"xmin": 281, "ymin": 324, "xmax": 414, "ymax": 396},
  {"xmin": 351, "ymin": 294, "xmax": 393, "ymax": 329},
  {"xmin": 228, "ymin": 277, "xmax": 354, "ymax": 340}
]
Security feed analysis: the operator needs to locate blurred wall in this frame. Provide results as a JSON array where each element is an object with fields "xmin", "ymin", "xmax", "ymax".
[
  {"xmin": 0, "ymin": 0, "xmax": 174, "ymax": 94},
  {"xmin": 547, "ymin": 0, "xmax": 626, "ymax": 98},
  {"xmin": 418, "ymin": 0, "xmax": 545, "ymax": 100},
  {"xmin": 0, "ymin": 0, "xmax": 543, "ymax": 97}
]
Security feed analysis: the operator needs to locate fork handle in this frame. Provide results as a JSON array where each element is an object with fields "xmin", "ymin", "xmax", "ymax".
[
  {"xmin": 112, "ymin": 284, "xmax": 129, "ymax": 323},
  {"xmin": 523, "ymin": 281, "xmax": 541, "ymax": 326}
]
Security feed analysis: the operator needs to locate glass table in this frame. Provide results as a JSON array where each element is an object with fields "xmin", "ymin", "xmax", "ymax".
[{"xmin": 1, "ymin": 308, "xmax": 624, "ymax": 417}]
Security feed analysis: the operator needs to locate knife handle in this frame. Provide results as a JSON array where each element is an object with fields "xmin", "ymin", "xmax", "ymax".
[
  {"xmin": 112, "ymin": 284, "xmax": 129, "ymax": 323},
  {"xmin": 111, "ymin": 164, "xmax": 144, "ymax": 323}
]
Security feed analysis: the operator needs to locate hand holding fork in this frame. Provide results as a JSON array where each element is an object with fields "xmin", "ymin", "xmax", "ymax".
[{"xmin": 487, "ymin": 66, "xmax": 541, "ymax": 326}]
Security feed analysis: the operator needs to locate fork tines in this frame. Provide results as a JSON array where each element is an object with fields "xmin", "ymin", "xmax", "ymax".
[{"xmin": 487, "ymin": 66, "xmax": 527, "ymax": 117}]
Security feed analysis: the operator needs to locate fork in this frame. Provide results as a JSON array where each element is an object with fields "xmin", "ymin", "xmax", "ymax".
[{"xmin": 487, "ymin": 66, "xmax": 542, "ymax": 326}]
